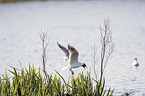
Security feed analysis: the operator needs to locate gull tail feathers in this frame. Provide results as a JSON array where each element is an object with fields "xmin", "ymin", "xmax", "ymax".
[{"xmin": 61, "ymin": 66, "xmax": 69, "ymax": 70}]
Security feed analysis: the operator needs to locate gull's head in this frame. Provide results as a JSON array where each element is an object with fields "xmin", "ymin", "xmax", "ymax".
[
  {"xmin": 82, "ymin": 63, "xmax": 87, "ymax": 70},
  {"xmin": 134, "ymin": 58, "xmax": 137, "ymax": 61}
]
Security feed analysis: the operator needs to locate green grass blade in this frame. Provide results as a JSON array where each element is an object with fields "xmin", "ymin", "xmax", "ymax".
[{"xmin": 55, "ymin": 70, "xmax": 72, "ymax": 88}]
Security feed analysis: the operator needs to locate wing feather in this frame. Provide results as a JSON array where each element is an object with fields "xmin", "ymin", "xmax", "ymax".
[
  {"xmin": 57, "ymin": 42, "xmax": 69, "ymax": 60},
  {"xmin": 68, "ymin": 44, "xmax": 79, "ymax": 64}
]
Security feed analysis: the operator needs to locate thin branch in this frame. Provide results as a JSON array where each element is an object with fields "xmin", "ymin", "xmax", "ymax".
[
  {"xmin": 40, "ymin": 29, "xmax": 51, "ymax": 77},
  {"xmin": 97, "ymin": 18, "xmax": 114, "ymax": 96},
  {"xmin": 91, "ymin": 44, "xmax": 98, "ymax": 80}
]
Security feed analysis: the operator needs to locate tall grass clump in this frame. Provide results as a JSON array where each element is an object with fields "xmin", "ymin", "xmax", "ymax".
[
  {"xmin": 0, "ymin": 66, "xmax": 114, "ymax": 96},
  {"xmin": 0, "ymin": 65, "xmax": 67, "ymax": 96},
  {"xmin": 0, "ymin": 18, "xmax": 114, "ymax": 96}
]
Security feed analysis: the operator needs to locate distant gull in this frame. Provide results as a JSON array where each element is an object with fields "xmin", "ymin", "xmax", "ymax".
[
  {"xmin": 57, "ymin": 42, "xmax": 87, "ymax": 75},
  {"xmin": 132, "ymin": 58, "xmax": 139, "ymax": 66}
]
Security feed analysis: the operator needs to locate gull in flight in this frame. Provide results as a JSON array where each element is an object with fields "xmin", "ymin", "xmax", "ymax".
[
  {"xmin": 57, "ymin": 42, "xmax": 87, "ymax": 75},
  {"xmin": 132, "ymin": 58, "xmax": 139, "ymax": 66}
]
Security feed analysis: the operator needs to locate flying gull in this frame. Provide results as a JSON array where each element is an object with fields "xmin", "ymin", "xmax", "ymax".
[{"xmin": 57, "ymin": 42, "xmax": 87, "ymax": 75}]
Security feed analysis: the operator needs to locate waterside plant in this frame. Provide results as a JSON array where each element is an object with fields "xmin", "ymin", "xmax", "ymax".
[{"xmin": 0, "ymin": 65, "xmax": 114, "ymax": 96}]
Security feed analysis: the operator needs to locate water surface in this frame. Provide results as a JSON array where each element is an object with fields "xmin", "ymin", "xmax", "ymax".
[{"xmin": 0, "ymin": 1, "xmax": 145, "ymax": 95}]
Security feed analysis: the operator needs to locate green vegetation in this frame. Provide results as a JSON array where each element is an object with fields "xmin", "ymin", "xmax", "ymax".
[
  {"xmin": 0, "ymin": 18, "xmax": 114, "ymax": 95},
  {"xmin": 0, "ymin": 65, "xmax": 114, "ymax": 96}
]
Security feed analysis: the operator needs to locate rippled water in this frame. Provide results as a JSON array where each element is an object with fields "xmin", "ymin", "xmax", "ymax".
[{"xmin": 0, "ymin": 0, "xmax": 145, "ymax": 95}]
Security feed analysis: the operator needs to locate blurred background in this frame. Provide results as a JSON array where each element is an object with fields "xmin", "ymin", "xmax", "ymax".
[{"xmin": 0, "ymin": 0, "xmax": 145, "ymax": 95}]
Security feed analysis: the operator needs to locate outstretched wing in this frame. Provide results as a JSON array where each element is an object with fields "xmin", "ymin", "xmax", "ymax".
[
  {"xmin": 68, "ymin": 44, "xmax": 79, "ymax": 64},
  {"xmin": 57, "ymin": 42, "xmax": 69, "ymax": 60}
]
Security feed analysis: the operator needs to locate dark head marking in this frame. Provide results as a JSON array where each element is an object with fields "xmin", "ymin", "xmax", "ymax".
[{"xmin": 82, "ymin": 63, "xmax": 87, "ymax": 69}]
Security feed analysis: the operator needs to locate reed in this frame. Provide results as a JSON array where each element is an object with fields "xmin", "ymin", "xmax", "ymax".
[{"xmin": 0, "ymin": 65, "xmax": 114, "ymax": 96}]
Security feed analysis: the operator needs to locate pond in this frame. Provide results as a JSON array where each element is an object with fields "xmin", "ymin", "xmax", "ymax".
[{"xmin": 0, "ymin": 0, "xmax": 145, "ymax": 95}]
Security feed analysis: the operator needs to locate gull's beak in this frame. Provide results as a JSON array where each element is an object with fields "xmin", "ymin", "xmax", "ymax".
[{"xmin": 84, "ymin": 66, "xmax": 87, "ymax": 70}]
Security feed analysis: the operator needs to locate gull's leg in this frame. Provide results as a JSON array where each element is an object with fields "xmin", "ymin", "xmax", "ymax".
[{"xmin": 69, "ymin": 68, "xmax": 74, "ymax": 75}]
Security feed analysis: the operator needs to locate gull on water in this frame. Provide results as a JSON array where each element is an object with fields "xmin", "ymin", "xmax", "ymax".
[
  {"xmin": 57, "ymin": 42, "xmax": 87, "ymax": 75},
  {"xmin": 132, "ymin": 58, "xmax": 139, "ymax": 66}
]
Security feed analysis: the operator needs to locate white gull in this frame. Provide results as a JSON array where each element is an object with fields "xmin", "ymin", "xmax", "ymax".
[
  {"xmin": 132, "ymin": 58, "xmax": 139, "ymax": 66},
  {"xmin": 57, "ymin": 42, "xmax": 87, "ymax": 75}
]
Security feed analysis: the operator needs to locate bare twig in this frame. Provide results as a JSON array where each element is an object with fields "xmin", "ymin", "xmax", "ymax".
[
  {"xmin": 100, "ymin": 18, "xmax": 114, "ymax": 73},
  {"xmin": 94, "ymin": 18, "xmax": 114, "ymax": 96},
  {"xmin": 40, "ymin": 29, "xmax": 50, "ymax": 76},
  {"xmin": 91, "ymin": 44, "xmax": 98, "ymax": 80}
]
